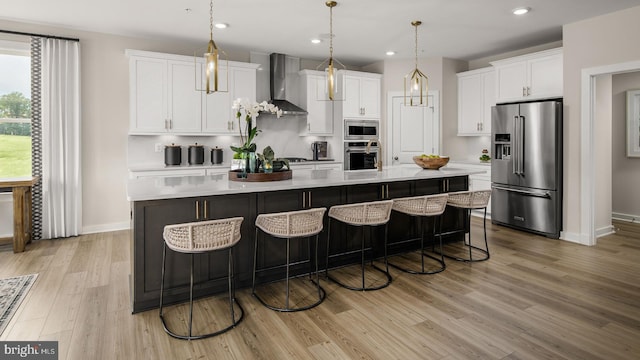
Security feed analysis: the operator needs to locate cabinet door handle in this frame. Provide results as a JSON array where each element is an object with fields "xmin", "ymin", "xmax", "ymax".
[
  {"xmin": 522, "ymin": 87, "xmax": 526, "ymax": 97},
  {"xmin": 195, "ymin": 200, "xmax": 200, "ymax": 219},
  {"xmin": 308, "ymin": 192, "xmax": 312, "ymax": 207},
  {"xmin": 203, "ymin": 200, "xmax": 208, "ymax": 219},
  {"xmin": 527, "ymin": 86, "xmax": 531, "ymax": 96},
  {"xmin": 386, "ymin": 185, "xmax": 389, "ymax": 199},
  {"xmin": 308, "ymin": 123, "xmax": 311, "ymax": 131},
  {"xmin": 302, "ymin": 191, "xmax": 306, "ymax": 208}
]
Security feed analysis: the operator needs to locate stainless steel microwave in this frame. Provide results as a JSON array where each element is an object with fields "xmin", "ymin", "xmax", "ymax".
[{"xmin": 344, "ymin": 120, "xmax": 379, "ymax": 140}]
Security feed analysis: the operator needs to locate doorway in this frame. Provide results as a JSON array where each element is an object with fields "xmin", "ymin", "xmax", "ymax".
[
  {"xmin": 386, "ymin": 91, "xmax": 440, "ymax": 166},
  {"xmin": 581, "ymin": 60, "xmax": 640, "ymax": 245}
]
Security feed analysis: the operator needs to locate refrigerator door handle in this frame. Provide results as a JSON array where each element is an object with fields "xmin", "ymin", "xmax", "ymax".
[
  {"xmin": 519, "ymin": 115, "xmax": 525, "ymax": 175},
  {"xmin": 492, "ymin": 185, "xmax": 551, "ymax": 199},
  {"xmin": 511, "ymin": 115, "xmax": 520, "ymax": 175}
]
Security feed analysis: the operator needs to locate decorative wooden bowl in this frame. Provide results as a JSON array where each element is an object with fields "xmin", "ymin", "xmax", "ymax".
[
  {"xmin": 228, "ymin": 170, "xmax": 292, "ymax": 182},
  {"xmin": 412, "ymin": 156, "xmax": 450, "ymax": 170}
]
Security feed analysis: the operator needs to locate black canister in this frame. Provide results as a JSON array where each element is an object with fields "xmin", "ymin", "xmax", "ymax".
[
  {"xmin": 211, "ymin": 147, "xmax": 223, "ymax": 164},
  {"xmin": 164, "ymin": 143, "xmax": 182, "ymax": 166},
  {"xmin": 188, "ymin": 143, "xmax": 205, "ymax": 165}
]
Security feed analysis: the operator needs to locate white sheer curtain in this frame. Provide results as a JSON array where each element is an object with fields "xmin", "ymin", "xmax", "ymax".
[{"xmin": 40, "ymin": 38, "xmax": 82, "ymax": 238}]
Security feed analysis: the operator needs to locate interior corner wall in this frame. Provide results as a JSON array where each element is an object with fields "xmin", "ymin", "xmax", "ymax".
[
  {"xmin": 562, "ymin": 5, "xmax": 640, "ymax": 238},
  {"xmin": 0, "ymin": 19, "xmax": 251, "ymax": 234},
  {"xmin": 594, "ymin": 74, "xmax": 612, "ymax": 236},
  {"xmin": 611, "ymin": 72, "xmax": 640, "ymax": 220}
]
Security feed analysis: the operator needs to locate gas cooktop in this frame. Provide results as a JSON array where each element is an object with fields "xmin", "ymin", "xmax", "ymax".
[
  {"xmin": 282, "ymin": 157, "xmax": 308, "ymax": 162},
  {"xmin": 282, "ymin": 157, "xmax": 335, "ymax": 162}
]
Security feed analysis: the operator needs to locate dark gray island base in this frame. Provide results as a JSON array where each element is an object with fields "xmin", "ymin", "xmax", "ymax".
[{"xmin": 128, "ymin": 167, "xmax": 479, "ymax": 313}]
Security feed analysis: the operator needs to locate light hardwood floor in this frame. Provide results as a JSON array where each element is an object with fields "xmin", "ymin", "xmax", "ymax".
[{"xmin": 1, "ymin": 219, "xmax": 639, "ymax": 359}]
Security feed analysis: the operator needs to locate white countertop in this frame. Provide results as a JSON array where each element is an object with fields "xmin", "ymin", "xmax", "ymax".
[{"xmin": 127, "ymin": 166, "xmax": 485, "ymax": 201}]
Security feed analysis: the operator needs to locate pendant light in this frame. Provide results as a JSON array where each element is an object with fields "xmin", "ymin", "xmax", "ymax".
[
  {"xmin": 317, "ymin": 1, "xmax": 345, "ymax": 101},
  {"xmin": 195, "ymin": 0, "xmax": 227, "ymax": 94},
  {"xmin": 404, "ymin": 21, "xmax": 428, "ymax": 106}
]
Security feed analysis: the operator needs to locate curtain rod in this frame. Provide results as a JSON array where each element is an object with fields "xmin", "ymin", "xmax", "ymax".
[{"xmin": 0, "ymin": 29, "xmax": 79, "ymax": 42}]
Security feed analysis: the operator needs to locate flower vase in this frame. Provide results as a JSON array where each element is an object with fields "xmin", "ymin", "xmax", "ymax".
[
  {"xmin": 263, "ymin": 159, "xmax": 273, "ymax": 173},
  {"xmin": 248, "ymin": 152, "xmax": 257, "ymax": 173}
]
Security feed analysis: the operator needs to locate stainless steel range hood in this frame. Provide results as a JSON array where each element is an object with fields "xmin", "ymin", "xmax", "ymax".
[{"xmin": 268, "ymin": 53, "xmax": 308, "ymax": 116}]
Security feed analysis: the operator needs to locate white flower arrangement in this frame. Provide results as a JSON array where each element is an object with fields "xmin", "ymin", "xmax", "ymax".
[{"xmin": 230, "ymin": 98, "xmax": 282, "ymax": 154}]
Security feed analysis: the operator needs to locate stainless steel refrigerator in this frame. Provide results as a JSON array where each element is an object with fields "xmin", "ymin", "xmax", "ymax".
[{"xmin": 491, "ymin": 100, "xmax": 562, "ymax": 238}]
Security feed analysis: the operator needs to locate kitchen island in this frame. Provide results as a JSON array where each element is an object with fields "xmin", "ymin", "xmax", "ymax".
[{"xmin": 127, "ymin": 166, "xmax": 484, "ymax": 313}]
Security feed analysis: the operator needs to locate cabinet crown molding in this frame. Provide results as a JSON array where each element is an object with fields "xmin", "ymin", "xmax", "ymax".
[{"xmin": 490, "ymin": 47, "xmax": 563, "ymax": 67}]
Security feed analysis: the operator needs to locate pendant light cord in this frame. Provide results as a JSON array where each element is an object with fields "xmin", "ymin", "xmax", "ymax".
[
  {"xmin": 209, "ymin": 0, "xmax": 214, "ymax": 41},
  {"xmin": 414, "ymin": 24, "xmax": 418, "ymax": 70},
  {"xmin": 329, "ymin": 4, "xmax": 334, "ymax": 59}
]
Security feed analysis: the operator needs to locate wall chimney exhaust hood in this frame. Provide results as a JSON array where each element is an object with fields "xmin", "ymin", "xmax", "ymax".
[{"xmin": 267, "ymin": 53, "xmax": 308, "ymax": 116}]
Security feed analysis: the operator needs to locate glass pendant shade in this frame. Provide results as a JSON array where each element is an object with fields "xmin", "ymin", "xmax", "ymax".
[
  {"xmin": 317, "ymin": 1, "xmax": 345, "ymax": 101},
  {"xmin": 404, "ymin": 21, "xmax": 428, "ymax": 106},
  {"xmin": 205, "ymin": 39, "xmax": 219, "ymax": 93}
]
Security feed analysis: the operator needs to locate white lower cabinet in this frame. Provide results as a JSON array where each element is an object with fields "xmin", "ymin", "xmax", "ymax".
[
  {"xmin": 448, "ymin": 162, "xmax": 492, "ymax": 217},
  {"xmin": 129, "ymin": 169, "xmax": 207, "ymax": 179},
  {"xmin": 315, "ymin": 163, "xmax": 342, "ymax": 171},
  {"xmin": 288, "ymin": 162, "xmax": 343, "ymax": 171}
]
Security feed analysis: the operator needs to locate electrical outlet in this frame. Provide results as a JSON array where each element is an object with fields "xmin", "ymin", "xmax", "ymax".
[{"xmin": 155, "ymin": 143, "xmax": 163, "ymax": 152}]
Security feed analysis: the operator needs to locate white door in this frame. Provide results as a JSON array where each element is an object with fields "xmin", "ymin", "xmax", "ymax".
[{"xmin": 389, "ymin": 92, "xmax": 440, "ymax": 165}]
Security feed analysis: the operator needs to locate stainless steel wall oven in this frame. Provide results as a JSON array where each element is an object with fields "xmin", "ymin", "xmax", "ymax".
[{"xmin": 344, "ymin": 141, "xmax": 379, "ymax": 170}]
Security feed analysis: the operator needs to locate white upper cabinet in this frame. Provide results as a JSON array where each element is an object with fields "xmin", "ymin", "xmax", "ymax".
[
  {"xmin": 491, "ymin": 48, "xmax": 563, "ymax": 103},
  {"xmin": 127, "ymin": 49, "xmax": 258, "ymax": 135},
  {"xmin": 168, "ymin": 61, "xmax": 202, "ymax": 133},
  {"xmin": 298, "ymin": 70, "xmax": 333, "ymax": 136},
  {"xmin": 457, "ymin": 67, "xmax": 495, "ymax": 136},
  {"xmin": 339, "ymin": 71, "xmax": 381, "ymax": 119},
  {"xmin": 202, "ymin": 63, "xmax": 258, "ymax": 135}
]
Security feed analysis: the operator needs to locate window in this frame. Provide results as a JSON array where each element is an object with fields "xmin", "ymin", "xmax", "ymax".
[{"xmin": 0, "ymin": 40, "xmax": 31, "ymax": 178}]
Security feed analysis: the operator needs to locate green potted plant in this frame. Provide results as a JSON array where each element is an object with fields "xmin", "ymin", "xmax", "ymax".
[{"xmin": 257, "ymin": 146, "xmax": 290, "ymax": 173}]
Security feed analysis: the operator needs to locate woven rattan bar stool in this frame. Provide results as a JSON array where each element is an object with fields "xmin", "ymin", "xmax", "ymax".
[
  {"xmin": 160, "ymin": 217, "xmax": 244, "ymax": 340},
  {"xmin": 253, "ymin": 207, "xmax": 327, "ymax": 312},
  {"xmin": 326, "ymin": 200, "xmax": 394, "ymax": 291},
  {"xmin": 440, "ymin": 190, "xmax": 492, "ymax": 262},
  {"xmin": 389, "ymin": 193, "xmax": 449, "ymax": 274}
]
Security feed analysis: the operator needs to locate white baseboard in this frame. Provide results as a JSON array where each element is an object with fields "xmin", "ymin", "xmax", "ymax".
[
  {"xmin": 82, "ymin": 221, "xmax": 130, "ymax": 235},
  {"xmin": 560, "ymin": 231, "xmax": 590, "ymax": 245},
  {"xmin": 612, "ymin": 212, "xmax": 640, "ymax": 223},
  {"xmin": 595, "ymin": 225, "xmax": 615, "ymax": 238}
]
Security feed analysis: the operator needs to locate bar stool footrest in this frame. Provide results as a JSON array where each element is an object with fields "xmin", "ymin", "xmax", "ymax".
[{"xmin": 160, "ymin": 299, "xmax": 245, "ymax": 340}]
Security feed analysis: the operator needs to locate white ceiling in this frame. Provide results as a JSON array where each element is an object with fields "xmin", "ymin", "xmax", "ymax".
[{"xmin": 2, "ymin": 0, "xmax": 640, "ymax": 66}]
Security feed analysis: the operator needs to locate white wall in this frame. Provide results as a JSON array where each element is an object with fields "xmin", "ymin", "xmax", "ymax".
[
  {"xmin": 594, "ymin": 74, "xmax": 613, "ymax": 236},
  {"xmin": 611, "ymin": 72, "xmax": 640, "ymax": 221},
  {"xmin": 563, "ymin": 5, "xmax": 640, "ymax": 239}
]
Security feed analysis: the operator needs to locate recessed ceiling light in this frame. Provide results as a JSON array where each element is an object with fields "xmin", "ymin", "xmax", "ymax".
[
  {"xmin": 311, "ymin": 39, "xmax": 322, "ymax": 44},
  {"xmin": 512, "ymin": 7, "xmax": 530, "ymax": 15},
  {"xmin": 214, "ymin": 23, "xmax": 228, "ymax": 29},
  {"xmin": 386, "ymin": 51, "xmax": 396, "ymax": 56}
]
